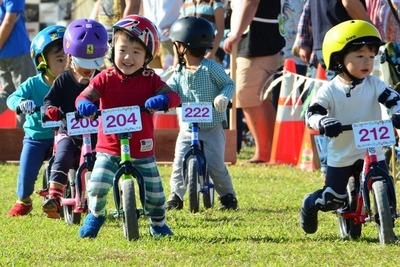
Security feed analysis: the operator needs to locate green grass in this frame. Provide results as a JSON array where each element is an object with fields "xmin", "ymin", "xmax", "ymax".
[{"xmin": 1, "ymin": 146, "xmax": 400, "ymax": 266}]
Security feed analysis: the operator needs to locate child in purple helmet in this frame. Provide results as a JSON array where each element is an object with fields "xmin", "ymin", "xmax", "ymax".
[
  {"xmin": 6, "ymin": 25, "xmax": 67, "ymax": 217},
  {"xmin": 41, "ymin": 18, "xmax": 108, "ymax": 219}
]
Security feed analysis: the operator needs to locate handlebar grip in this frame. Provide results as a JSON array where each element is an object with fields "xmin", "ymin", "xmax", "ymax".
[
  {"xmin": 74, "ymin": 110, "xmax": 102, "ymax": 120},
  {"xmin": 16, "ymin": 106, "xmax": 41, "ymax": 115},
  {"xmin": 341, "ymin": 125, "xmax": 353, "ymax": 131}
]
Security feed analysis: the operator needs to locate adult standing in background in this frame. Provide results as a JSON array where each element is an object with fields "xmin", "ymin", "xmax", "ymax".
[
  {"xmin": 224, "ymin": 0, "xmax": 285, "ymax": 164},
  {"xmin": 0, "ymin": 0, "xmax": 36, "ymax": 128},
  {"xmin": 141, "ymin": 0, "xmax": 182, "ymax": 69}
]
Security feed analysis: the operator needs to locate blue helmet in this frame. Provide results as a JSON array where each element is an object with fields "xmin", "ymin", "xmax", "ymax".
[{"xmin": 30, "ymin": 25, "xmax": 66, "ymax": 70}]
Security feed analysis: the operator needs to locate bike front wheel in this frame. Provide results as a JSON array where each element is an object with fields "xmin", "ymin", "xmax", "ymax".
[
  {"xmin": 372, "ymin": 180, "xmax": 395, "ymax": 244},
  {"xmin": 188, "ymin": 158, "xmax": 200, "ymax": 213},
  {"xmin": 121, "ymin": 179, "xmax": 139, "ymax": 241}
]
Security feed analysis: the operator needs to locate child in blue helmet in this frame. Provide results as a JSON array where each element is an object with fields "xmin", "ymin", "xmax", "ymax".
[
  {"xmin": 6, "ymin": 25, "xmax": 67, "ymax": 217},
  {"xmin": 41, "ymin": 18, "xmax": 109, "ymax": 219}
]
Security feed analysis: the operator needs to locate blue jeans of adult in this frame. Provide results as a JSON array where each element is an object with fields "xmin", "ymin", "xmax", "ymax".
[{"xmin": 17, "ymin": 135, "xmax": 53, "ymax": 199}]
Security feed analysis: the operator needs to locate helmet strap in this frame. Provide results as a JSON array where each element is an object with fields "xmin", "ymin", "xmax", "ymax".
[{"xmin": 337, "ymin": 63, "xmax": 364, "ymax": 97}]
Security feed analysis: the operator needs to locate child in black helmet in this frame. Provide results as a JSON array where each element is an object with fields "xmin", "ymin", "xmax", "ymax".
[
  {"xmin": 301, "ymin": 20, "xmax": 400, "ymax": 239},
  {"xmin": 166, "ymin": 16, "xmax": 238, "ymax": 211}
]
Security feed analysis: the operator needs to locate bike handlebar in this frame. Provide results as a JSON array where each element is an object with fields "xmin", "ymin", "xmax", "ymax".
[{"xmin": 16, "ymin": 106, "xmax": 41, "ymax": 115}]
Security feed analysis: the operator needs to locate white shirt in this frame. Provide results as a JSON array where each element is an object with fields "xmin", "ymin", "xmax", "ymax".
[{"xmin": 307, "ymin": 75, "xmax": 400, "ymax": 167}]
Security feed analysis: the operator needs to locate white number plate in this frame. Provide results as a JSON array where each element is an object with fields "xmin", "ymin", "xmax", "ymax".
[
  {"xmin": 41, "ymin": 106, "xmax": 60, "ymax": 128},
  {"xmin": 66, "ymin": 112, "xmax": 99, "ymax": 136},
  {"xmin": 102, "ymin": 106, "xmax": 142, "ymax": 135},
  {"xmin": 181, "ymin": 102, "xmax": 213, "ymax": 123},
  {"xmin": 352, "ymin": 120, "xmax": 396, "ymax": 149}
]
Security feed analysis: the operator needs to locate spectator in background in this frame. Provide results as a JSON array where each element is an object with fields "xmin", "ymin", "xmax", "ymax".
[
  {"xmin": 141, "ymin": 0, "xmax": 182, "ymax": 70},
  {"xmin": 224, "ymin": 0, "xmax": 285, "ymax": 164},
  {"xmin": 0, "ymin": 0, "xmax": 37, "ymax": 128},
  {"xmin": 180, "ymin": 0, "xmax": 225, "ymax": 62}
]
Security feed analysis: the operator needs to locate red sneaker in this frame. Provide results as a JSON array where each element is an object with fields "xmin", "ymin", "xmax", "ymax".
[{"xmin": 7, "ymin": 201, "xmax": 33, "ymax": 217}]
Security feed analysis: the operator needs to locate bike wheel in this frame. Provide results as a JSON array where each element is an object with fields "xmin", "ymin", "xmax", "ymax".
[
  {"xmin": 202, "ymin": 176, "xmax": 214, "ymax": 209},
  {"xmin": 121, "ymin": 179, "xmax": 139, "ymax": 241},
  {"xmin": 84, "ymin": 171, "xmax": 91, "ymax": 212},
  {"xmin": 338, "ymin": 177, "xmax": 361, "ymax": 239},
  {"xmin": 63, "ymin": 169, "xmax": 80, "ymax": 225},
  {"xmin": 188, "ymin": 158, "xmax": 200, "ymax": 213},
  {"xmin": 372, "ymin": 180, "xmax": 395, "ymax": 244}
]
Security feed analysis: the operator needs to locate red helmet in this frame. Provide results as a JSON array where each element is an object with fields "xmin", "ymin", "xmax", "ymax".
[{"xmin": 112, "ymin": 15, "xmax": 160, "ymax": 62}]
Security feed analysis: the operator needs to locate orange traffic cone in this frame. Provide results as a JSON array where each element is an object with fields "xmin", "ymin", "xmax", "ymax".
[
  {"xmin": 296, "ymin": 63, "xmax": 327, "ymax": 171},
  {"xmin": 269, "ymin": 58, "xmax": 305, "ymax": 165},
  {"xmin": 0, "ymin": 109, "xmax": 17, "ymax": 128}
]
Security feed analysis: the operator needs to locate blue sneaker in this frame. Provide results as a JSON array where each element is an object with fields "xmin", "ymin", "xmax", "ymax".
[
  {"xmin": 79, "ymin": 213, "xmax": 106, "ymax": 238},
  {"xmin": 149, "ymin": 224, "xmax": 174, "ymax": 237}
]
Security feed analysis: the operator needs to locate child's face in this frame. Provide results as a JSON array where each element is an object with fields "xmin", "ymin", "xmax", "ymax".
[
  {"xmin": 343, "ymin": 45, "xmax": 376, "ymax": 80},
  {"xmin": 114, "ymin": 37, "xmax": 147, "ymax": 75},
  {"xmin": 45, "ymin": 48, "xmax": 68, "ymax": 77}
]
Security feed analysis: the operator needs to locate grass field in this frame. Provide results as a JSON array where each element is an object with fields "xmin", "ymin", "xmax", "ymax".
[{"xmin": 1, "ymin": 146, "xmax": 400, "ymax": 266}]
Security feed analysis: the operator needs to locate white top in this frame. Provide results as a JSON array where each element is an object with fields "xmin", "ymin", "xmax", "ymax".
[
  {"xmin": 307, "ymin": 75, "xmax": 400, "ymax": 167},
  {"xmin": 141, "ymin": 0, "xmax": 182, "ymax": 42}
]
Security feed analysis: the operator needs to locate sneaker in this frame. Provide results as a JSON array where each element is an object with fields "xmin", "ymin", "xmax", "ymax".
[
  {"xmin": 300, "ymin": 194, "xmax": 318, "ymax": 234},
  {"xmin": 219, "ymin": 194, "xmax": 238, "ymax": 210},
  {"xmin": 42, "ymin": 197, "xmax": 61, "ymax": 219},
  {"xmin": 7, "ymin": 201, "xmax": 33, "ymax": 217},
  {"xmin": 165, "ymin": 193, "xmax": 183, "ymax": 210},
  {"xmin": 149, "ymin": 224, "xmax": 174, "ymax": 237},
  {"xmin": 79, "ymin": 213, "xmax": 106, "ymax": 238}
]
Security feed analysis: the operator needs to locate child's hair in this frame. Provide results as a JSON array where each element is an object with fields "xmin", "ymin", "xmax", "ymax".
[
  {"xmin": 30, "ymin": 25, "xmax": 66, "ymax": 72},
  {"xmin": 113, "ymin": 29, "xmax": 150, "ymax": 59}
]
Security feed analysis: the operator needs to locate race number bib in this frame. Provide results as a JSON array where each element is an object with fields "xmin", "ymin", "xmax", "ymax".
[
  {"xmin": 181, "ymin": 102, "xmax": 213, "ymax": 123},
  {"xmin": 102, "ymin": 106, "xmax": 142, "ymax": 135},
  {"xmin": 66, "ymin": 112, "xmax": 99, "ymax": 136},
  {"xmin": 352, "ymin": 120, "xmax": 396, "ymax": 149}
]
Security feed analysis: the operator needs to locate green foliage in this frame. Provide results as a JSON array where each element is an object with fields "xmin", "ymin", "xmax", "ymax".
[{"xmin": 1, "ymin": 150, "xmax": 400, "ymax": 266}]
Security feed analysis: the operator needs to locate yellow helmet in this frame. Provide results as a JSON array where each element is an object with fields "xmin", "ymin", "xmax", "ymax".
[{"xmin": 322, "ymin": 20, "xmax": 383, "ymax": 70}]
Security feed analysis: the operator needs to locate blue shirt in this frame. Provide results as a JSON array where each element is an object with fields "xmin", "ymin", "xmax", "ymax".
[
  {"xmin": 0, "ymin": 0, "xmax": 31, "ymax": 58},
  {"xmin": 7, "ymin": 73, "xmax": 54, "ymax": 140},
  {"xmin": 168, "ymin": 58, "xmax": 235, "ymax": 130}
]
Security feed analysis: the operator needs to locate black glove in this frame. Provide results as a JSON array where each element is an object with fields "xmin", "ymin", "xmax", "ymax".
[
  {"xmin": 392, "ymin": 113, "xmax": 400, "ymax": 129},
  {"xmin": 318, "ymin": 117, "xmax": 342, "ymax": 137}
]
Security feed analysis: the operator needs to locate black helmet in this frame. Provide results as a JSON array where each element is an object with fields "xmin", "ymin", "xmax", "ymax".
[{"xmin": 169, "ymin": 16, "xmax": 214, "ymax": 49}]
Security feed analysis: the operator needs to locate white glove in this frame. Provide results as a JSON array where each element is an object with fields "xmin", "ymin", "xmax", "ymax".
[
  {"xmin": 19, "ymin": 100, "xmax": 36, "ymax": 114},
  {"xmin": 213, "ymin": 95, "xmax": 229, "ymax": 112}
]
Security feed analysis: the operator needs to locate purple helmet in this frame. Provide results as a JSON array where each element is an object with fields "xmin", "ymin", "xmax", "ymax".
[{"xmin": 63, "ymin": 18, "xmax": 108, "ymax": 69}]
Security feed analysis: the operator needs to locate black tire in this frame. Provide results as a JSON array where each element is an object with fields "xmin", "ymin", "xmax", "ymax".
[
  {"xmin": 42, "ymin": 162, "xmax": 50, "ymax": 201},
  {"xmin": 121, "ymin": 179, "xmax": 139, "ymax": 241},
  {"xmin": 188, "ymin": 158, "xmax": 200, "ymax": 213},
  {"xmin": 372, "ymin": 180, "xmax": 395, "ymax": 244},
  {"xmin": 338, "ymin": 177, "xmax": 361, "ymax": 239},
  {"xmin": 63, "ymin": 169, "xmax": 80, "ymax": 225},
  {"xmin": 202, "ymin": 176, "xmax": 214, "ymax": 209}
]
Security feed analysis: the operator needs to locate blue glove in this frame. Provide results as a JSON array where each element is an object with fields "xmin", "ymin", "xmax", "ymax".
[
  {"xmin": 145, "ymin": 95, "xmax": 169, "ymax": 110},
  {"xmin": 77, "ymin": 100, "xmax": 97, "ymax": 116},
  {"xmin": 318, "ymin": 117, "xmax": 342, "ymax": 137},
  {"xmin": 392, "ymin": 113, "xmax": 400, "ymax": 129}
]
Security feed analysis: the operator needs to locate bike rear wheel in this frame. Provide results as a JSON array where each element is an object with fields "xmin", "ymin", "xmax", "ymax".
[
  {"xmin": 188, "ymin": 158, "xmax": 200, "ymax": 213},
  {"xmin": 63, "ymin": 169, "xmax": 81, "ymax": 225},
  {"xmin": 121, "ymin": 179, "xmax": 139, "ymax": 241},
  {"xmin": 338, "ymin": 177, "xmax": 362, "ymax": 239},
  {"xmin": 372, "ymin": 180, "xmax": 395, "ymax": 244}
]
